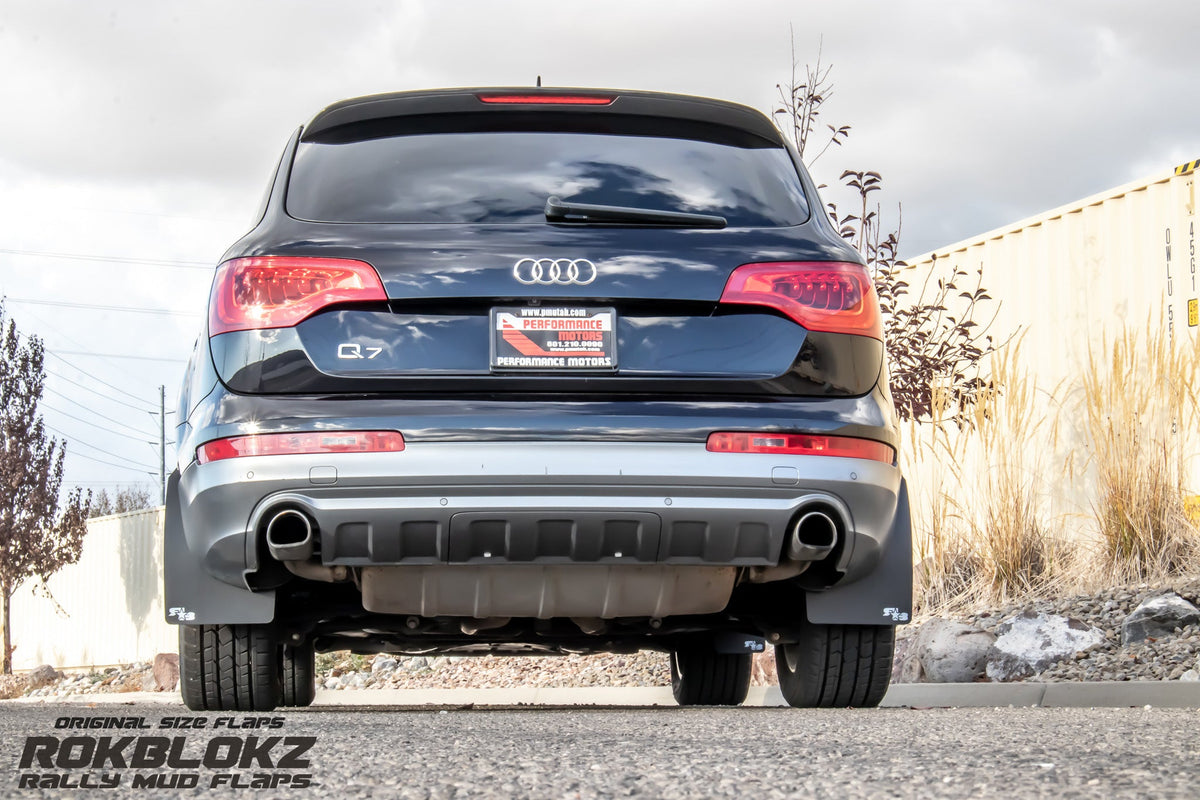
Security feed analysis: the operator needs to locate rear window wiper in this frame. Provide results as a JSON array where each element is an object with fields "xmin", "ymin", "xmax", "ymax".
[{"xmin": 545, "ymin": 196, "xmax": 727, "ymax": 229}]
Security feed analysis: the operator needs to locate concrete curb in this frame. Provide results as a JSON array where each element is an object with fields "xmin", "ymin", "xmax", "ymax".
[
  {"xmin": 886, "ymin": 681, "xmax": 1200, "ymax": 709},
  {"xmin": 6, "ymin": 682, "xmax": 1200, "ymax": 708},
  {"xmin": 313, "ymin": 686, "xmax": 714, "ymax": 707}
]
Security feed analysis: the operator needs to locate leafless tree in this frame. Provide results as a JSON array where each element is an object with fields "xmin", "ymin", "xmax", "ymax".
[
  {"xmin": 775, "ymin": 40, "xmax": 997, "ymax": 423},
  {"xmin": 89, "ymin": 485, "xmax": 154, "ymax": 518}
]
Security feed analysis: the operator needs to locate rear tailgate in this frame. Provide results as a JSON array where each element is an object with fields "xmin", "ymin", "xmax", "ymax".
[
  {"xmin": 208, "ymin": 225, "xmax": 883, "ymax": 398},
  {"xmin": 208, "ymin": 90, "xmax": 881, "ymax": 398}
]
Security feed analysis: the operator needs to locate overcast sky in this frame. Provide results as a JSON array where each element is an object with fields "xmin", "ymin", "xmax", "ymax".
[{"xmin": 1, "ymin": 0, "xmax": 1198, "ymax": 497}]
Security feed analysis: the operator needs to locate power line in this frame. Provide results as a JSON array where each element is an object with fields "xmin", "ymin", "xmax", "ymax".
[
  {"xmin": 47, "ymin": 421, "xmax": 135, "ymax": 455},
  {"xmin": 46, "ymin": 423, "xmax": 160, "ymax": 471},
  {"xmin": 56, "ymin": 440, "xmax": 161, "ymax": 473},
  {"xmin": 53, "ymin": 206, "xmax": 243, "ymax": 224},
  {"xmin": 45, "ymin": 350, "xmax": 168, "ymax": 407},
  {"xmin": 4, "ymin": 295, "xmax": 192, "ymax": 391},
  {"xmin": 4, "ymin": 303, "xmax": 159, "ymax": 387},
  {"xmin": 5, "ymin": 318, "xmax": 178, "ymax": 467},
  {"xmin": 6, "ymin": 297, "xmax": 201, "ymax": 317},
  {"xmin": 55, "ymin": 350, "xmax": 189, "ymax": 364},
  {"xmin": 67, "ymin": 450, "xmax": 157, "ymax": 473},
  {"xmin": 42, "ymin": 396, "xmax": 156, "ymax": 439},
  {"xmin": 46, "ymin": 369, "xmax": 156, "ymax": 413},
  {"xmin": 68, "ymin": 480, "xmax": 159, "ymax": 486},
  {"xmin": 0, "ymin": 246, "xmax": 213, "ymax": 270}
]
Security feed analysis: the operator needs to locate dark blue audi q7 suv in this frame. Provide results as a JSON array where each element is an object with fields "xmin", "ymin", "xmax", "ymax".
[{"xmin": 165, "ymin": 87, "xmax": 911, "ymax": 711}]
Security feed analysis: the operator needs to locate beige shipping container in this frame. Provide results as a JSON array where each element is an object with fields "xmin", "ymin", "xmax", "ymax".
[
  {"xmin": 901, "ymin": 159, "xmax": 1200, "ymax": 535},
  {"xmin": 906, "ymin": 158, "xmax": 1199, "ymax": 384}
]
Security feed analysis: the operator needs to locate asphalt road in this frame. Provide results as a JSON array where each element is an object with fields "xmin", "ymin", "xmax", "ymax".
[{"xmin": 2, "ymin": 703, "xmax": 1197, "ymax": 798}]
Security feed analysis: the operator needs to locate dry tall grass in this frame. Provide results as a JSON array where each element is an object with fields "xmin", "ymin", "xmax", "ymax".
[
  {"xmin": 1073, "ymin": 322, "xmax": 1200, "ymax": 580},
  {"xmin": 907, "ymin": 383, "xmax": 981, "ymax": 614},
  {"xmin": 906, "ymin": 319, "xmax": 1200, "ymax": 616},
  {"xmin": 907, "ymin": 344, "xmax": 1064, "ymax": 614},
  {"xmin": 962, "ymin": 349, "xmax": 1062, "ymax": 599}
]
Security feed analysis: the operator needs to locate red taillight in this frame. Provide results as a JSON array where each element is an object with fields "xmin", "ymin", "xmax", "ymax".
[
  {"xmin": 706, "ymin": 432, "xmax": 894, "ymax": 464},
  {"xmin": 209, "ymin": 256, "xmax": 387, "ymax": 335},
  {"xmin": 719, "ymin": 262, "xmax": 882, "ymax": 339},
  {"xmin": 476, "ymin": 93, "xmax": 615, "ymax": 105},
  {"xmin": 197, "ymin": 431, "xmax": 405, "ymax": 464}
]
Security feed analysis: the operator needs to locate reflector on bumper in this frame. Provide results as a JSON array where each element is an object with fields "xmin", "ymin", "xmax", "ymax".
[
  {"xmin": 706, "ymin": 431, "xmax": 894, "ymax": 464},
  {"xmin": 197, "ymin": 431, "xmax": 405, "ymax": 464}
]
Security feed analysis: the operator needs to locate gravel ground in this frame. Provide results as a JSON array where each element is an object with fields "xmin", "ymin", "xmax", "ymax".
[
  {"xmin": 0, "ymin": 663, "xmax": 159, "ymax": 700},
  {"xmin": 7, "ymin": 576, "xmax": 1200, "ymax": 699},
  {"xmin": 901, "ymin": 576, "xmax": 1200, "ymax": 683},
  {"xmin": 316, "ymin": 652, "xmax": 674, "ymax": 692},
  {"xmin": 3, "ymin": 703, "xmax": 1199, "ymax": 798}
]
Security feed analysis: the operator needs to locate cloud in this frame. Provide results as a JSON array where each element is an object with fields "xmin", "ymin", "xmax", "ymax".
[{"xmin": 1, "ymin": 0, "xmax": 1198, "ymax": 486}]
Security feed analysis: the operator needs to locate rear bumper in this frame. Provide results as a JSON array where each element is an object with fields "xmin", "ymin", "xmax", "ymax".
[{"xmin": 175, "ymin": 441, "xmax": 901, "ymax": 588}]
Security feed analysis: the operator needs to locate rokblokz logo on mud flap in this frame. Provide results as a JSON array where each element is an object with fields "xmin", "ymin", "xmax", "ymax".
[{"xmin": 17, "ymin": 715, "xmax": 317, "ymax": 790}]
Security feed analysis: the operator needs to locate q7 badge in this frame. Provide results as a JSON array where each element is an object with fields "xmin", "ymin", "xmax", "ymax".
[{"xmin": 338, "ymin": 343, "xmax": 383, "ymax": 359}]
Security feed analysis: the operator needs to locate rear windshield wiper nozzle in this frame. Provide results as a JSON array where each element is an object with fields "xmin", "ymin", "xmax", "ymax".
[{"xmin": 545, "ymin": 196, "xmax": 727, "ymax": 229}]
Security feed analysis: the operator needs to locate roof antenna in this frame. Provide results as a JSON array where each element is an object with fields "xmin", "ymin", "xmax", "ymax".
[{"xmin": 536, "ymin": 75, "xmax": 542, "ymax": 87}]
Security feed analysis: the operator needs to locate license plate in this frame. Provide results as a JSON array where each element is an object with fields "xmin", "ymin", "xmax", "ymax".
[{"xmin": 490, "ymin": 307, "xmax": 617, "ymax": 371}]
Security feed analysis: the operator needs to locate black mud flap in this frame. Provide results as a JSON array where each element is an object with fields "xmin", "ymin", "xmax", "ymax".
[
  {"xmin": 805, "ymin": 478, "xmax": 912, "ymax": 626},
  {"xmin": 713, "ymin": 632, "xmax": 766, "ymax": 654},
  {"xmin": 163, "ymin": 469, "xmax": 275, "ymax": 625}
]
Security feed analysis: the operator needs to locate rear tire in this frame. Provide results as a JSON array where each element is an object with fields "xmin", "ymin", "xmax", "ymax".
[
  {"xmin": 280, "ymin": 641, "xmax": 317, "ymax": 707},
  {"xmin": 179, "ymin": 624, "xmax": 282, "ymax": 711},
  {"xmin": 670, "ymin": 648, "xmax": 752, "ymax": 706},
  {"xmin": 775, "ymin": 623, "xmax": 894, "ymax": 708}
]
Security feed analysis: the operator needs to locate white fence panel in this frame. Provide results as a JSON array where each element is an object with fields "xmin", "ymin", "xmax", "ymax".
[{"xmin": 10, "ymin": 508, "xmax": 176, "ymax": 671}]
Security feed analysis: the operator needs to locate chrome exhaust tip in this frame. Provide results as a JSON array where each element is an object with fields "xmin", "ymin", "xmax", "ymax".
[
  {"xmin": 265, "ymin": 509, "xmax": 316, "ymax": 562},
  {"xmin": 785, "ymin": 509, "xmax": 839, "ymax": 562}
]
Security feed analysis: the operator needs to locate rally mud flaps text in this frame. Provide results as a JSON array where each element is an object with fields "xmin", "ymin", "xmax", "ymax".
[{"xmin": 17, "ymin": 716, "xmax": 316, "ymax": 790}]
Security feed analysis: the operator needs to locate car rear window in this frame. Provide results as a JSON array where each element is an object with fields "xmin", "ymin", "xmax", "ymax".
[{"xmin": 286, "ymin": 129, "xmax": 810, "ymax": 226}]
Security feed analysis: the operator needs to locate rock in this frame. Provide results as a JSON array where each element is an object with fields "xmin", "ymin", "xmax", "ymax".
[
  {"xmin": 1122, "ymin": 594, "xmax": 1200, "ymax": 645},
  {"xmin": 405, "ymin": 656, "xmax": 430, "ymax": 672},
  {"xmin": 140, "ymin": 670, "xmax": 160, "ymax": 692},
  {"xmin": 912, "ymin": 619, "xmax": 996, "ymax": 683},
  {"xmin": 898, "ymin": 651, "xmax": 925, "ymax": 683},
  {"xmin": 891, "ymin": 635, "xmax": 917, "ymax": 683},
  {"xmin": 371, "ymin": 657, "xmax": 399, "ymax": 674},
  {"xmin": 27, "ymin": 664, "xmax": 62, "ymax": 689},
  {"xmin": 153, "ymin": 653, "xmax": 180, "ymax": 691},
  {"xmin": 1181, "ymin": 669, "xmax": 1200, "ymax": 682},
  {"xmin": 323, "ymin": 677, "xmax": 339, "ymax": 690},
  {"xmin": 986, "ymin": 611, "xmax": 1106, "ymax": 682}
]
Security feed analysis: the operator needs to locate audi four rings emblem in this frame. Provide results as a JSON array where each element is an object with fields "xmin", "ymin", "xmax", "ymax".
[{"xmin": 513, "ymin": 258, "xmax": 597, "ymax": 286}]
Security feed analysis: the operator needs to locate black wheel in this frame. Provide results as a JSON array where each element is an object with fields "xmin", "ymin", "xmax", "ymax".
[
  {"xmin": 280, "ymin": 641, "xmax": 317, "ymax": 707},
  {"xmin": 179, "ymin": 624, "xmax": 282, "ymax": 711},
  {"xmin": 669, "ymin": 647, "xmax": 752, "ymax": 706},
  {"xmin": 775, "ymin": 623, "xmax": 894, "ymax": 708}
]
